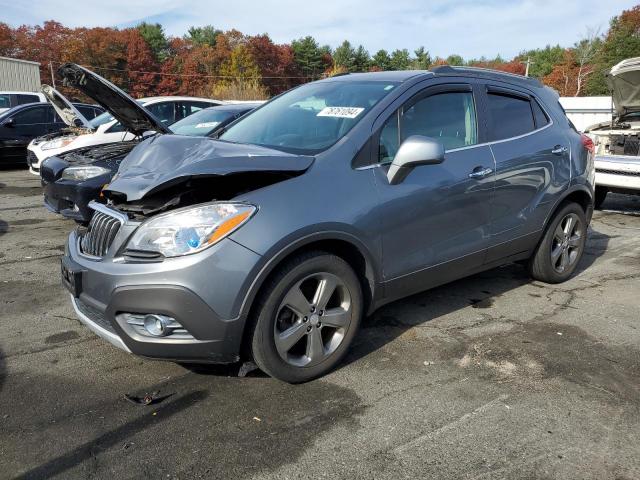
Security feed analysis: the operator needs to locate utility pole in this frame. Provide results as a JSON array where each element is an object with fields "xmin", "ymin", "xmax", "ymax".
[
  {"xmin": 522, "ymin": 57, "xmax": 534, "ymax": 77},
  {"xmin": 49, "ymin": 61, "xmax": 56, "ymax": 88}
]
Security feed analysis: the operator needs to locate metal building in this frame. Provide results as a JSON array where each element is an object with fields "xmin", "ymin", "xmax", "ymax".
[{"xmin": 0, "ymin": 56, "xmax": 42, "ymax": 91}]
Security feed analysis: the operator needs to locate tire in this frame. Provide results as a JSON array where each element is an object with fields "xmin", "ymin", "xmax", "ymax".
[
  {"xmin": 528, "ymin": 202, "xmax": 587, "ymax": 283},
  {"xmin": 250, "ymin": 251, "xmax": 363, "ymax": 383},
  {"xmin": 594, "ymin": 187, "xmax": 608, "ymax": 210}
]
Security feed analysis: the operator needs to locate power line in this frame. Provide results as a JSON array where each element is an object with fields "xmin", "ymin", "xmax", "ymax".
[{"xmin": 48, "ymin": 60, "xmax": 318, "ymax": 80}]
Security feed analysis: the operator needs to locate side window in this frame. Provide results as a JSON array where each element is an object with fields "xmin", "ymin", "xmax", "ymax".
[
  {"xmin": 11, "ymin": 106, "xmax": 46, "ymax": 125},
  {"xmin": 487, "ymin": 92, "xmax": 535, "ymax": 140},
  {"xmin": 17, "ymin": 94, "xmax": 40, "ymax": 105},
  {"xmin": 146, "ymin": 102, "xmax": 175, "ymax": 125},
  {"xmin": 0, "ymin": 94, "xmax": 11, "ymax": 109},
  {"xmin": 377, "ymin": 91, "xmax": 478, "ymax": 164},
  {"xmin": 76, "ymin": 106, "xmax": 95, "ymax": 120},
  {"xmin": 532, "ymin": 99, "xmax": 549, "ymax": 128}
]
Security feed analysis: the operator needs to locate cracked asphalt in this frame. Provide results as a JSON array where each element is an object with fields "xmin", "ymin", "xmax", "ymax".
[{"xmin": 1, "ymin": 168, "xmax": 639, "ymax": 480}]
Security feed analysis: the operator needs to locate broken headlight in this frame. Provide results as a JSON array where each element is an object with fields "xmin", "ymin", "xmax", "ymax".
[
  {"xmin": 61, "ymin": 166, "xmax": 111, "ymax": 181},
  {"xmin": 125, "ymin": 203, "xmax": 256, "ymax": 257}
]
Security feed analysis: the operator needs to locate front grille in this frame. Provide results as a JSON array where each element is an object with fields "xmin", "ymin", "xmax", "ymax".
[
  {"xmin": 27, "ymin": 151, "xmax": 39, "ymax": 170},
  {"xmin": 80, "ymin": 209, "xmax": 122, "ymax": 257},
  {"xmin": 74, "ymin": 298, "xmax": 116, "ymax": 333},
  {"xmin": 596, "ymin": 168, "xmax": 640, "ymax": 177}
]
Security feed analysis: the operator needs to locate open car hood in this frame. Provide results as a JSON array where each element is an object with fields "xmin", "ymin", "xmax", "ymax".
[
  {"xmin": 105, "ymin": 135, "xmax": 314, "ymax": 201},
  {"xmin": 607, "ymin": 57, "xmax": 640, "ymax": 116},
  {"xmin": 41, "ymin": 84, "xmax": 92, "ymax": 129},
  {"xmin": 57, "ymin": 63, "xmax": 171, "ymax": 136}
]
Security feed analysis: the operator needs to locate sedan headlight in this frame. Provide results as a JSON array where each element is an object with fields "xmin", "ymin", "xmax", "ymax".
[
  {"xmin": 61, "ymin": 166, "xmax": 111, "ymax": 181},
  {"xmin": 126, "ymin": 203, "xmax": 256, "ymax": 257},
  {"xmin": 41, "ymin": 136, "xmax": 77, "ymax": 151}
]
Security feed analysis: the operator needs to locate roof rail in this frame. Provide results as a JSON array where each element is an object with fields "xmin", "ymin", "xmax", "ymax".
[{"xmin": 429, "ymin": 65, "xmax": 456, "ymax": 74}]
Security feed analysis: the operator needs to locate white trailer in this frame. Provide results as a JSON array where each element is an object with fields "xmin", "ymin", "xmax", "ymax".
[
  {"xmin": 559, "ymin": 96, "xmax": 614, "ymax": 132},
  {"xmin": 0, "ymin": 56, "xmax": 42, "ymax": 92}
]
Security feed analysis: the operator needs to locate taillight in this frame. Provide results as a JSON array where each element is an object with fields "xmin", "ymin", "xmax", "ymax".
[{"xmin": 581, "ymin": 134, "xmax": 595, "ymax": 155}]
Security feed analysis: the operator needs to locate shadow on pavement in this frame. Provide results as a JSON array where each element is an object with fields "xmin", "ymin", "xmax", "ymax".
[
  {"xmin": 16, "ymin": 390, "xmax": 208, "ymax": 480},
  {"xmin": 342, "ymin": 227, "xmax": 610, "ymax": 369}
]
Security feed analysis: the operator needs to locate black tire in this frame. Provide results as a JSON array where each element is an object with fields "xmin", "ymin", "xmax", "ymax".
[
  {"xmin": 250, "ymin": 251, "xmax": 362, "ymax": 383},
  {"xmin": 528, "ymin": 202, "xmax": 587, "ymax": 283},
  {"xmin": 594, "ymin": 187, "xmax": 608, "ymax": 210}
]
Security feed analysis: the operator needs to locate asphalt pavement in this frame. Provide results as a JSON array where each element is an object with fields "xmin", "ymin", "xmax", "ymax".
[{"xmin": 1, "ymin": 168, "xmax": 639, "ymax": 480}]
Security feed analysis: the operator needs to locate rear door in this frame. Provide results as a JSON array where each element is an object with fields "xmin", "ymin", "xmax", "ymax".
[
  {"xmin": 483, "ymin": 84, "xmax": 570, "ymax": 262},
  {"xmin": 0, "ymin": 105, "xmax": 50, "ymax": 162}
]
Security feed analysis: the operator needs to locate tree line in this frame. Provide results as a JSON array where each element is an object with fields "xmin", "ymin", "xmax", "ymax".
[{"xmin": 0, "ymin": 5, "xmax": 638, "ymax": 101}]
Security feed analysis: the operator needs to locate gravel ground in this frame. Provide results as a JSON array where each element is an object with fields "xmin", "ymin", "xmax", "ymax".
[{"xmin": 1, "ymin": 167, "xmax": 639, "ymax": 480}]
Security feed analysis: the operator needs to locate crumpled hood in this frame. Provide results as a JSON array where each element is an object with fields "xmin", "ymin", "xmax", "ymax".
[
  {"xmin": 607, "ymin": 57, "xmax": 640, "ymax": 116},
  {"xmin": 105, "ymin": 135, "xmax": 314, "ymax": 201},
  {"xmin": 41, "ymin": 84, "xmax": 92, "ymax": 128},
  {"xmin": 57, "ymin": 63, "xmax": 171, "ymax": 136}
]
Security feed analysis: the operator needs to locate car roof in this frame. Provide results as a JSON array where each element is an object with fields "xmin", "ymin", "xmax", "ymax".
[
  {"xmin": 138, "ymin": 96, "xmax": 224, "ymax": 104},
  {"xmin": 317, "ymin": 66, "xmax": 545, "ymax": 90},
  {"xmin": 0, "ymin": 91, "xmax": 45, "ymax": 96},
  {"xmin": 203, "ymin": 103, "xmax": 262, "ymax": 111}
]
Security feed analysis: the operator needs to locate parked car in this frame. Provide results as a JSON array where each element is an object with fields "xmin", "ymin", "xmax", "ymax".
[
  {"xmin": 28, "ymin": 84, "xmax": 224, "ymax": 174},
  {"xmin": 42, "ymin": 100, "xmax": 260, "ymax": 223},
  {"xmin": 60, "ymin": 64, "xmax": 594, "ymax": 383},
  {"xmin": 169, "ymin": 103, "xmax": 262, "ymax": 137},
  {"xmin": 584, "ymin": 57, "xmax": 640, "ymax": 208},
  {"xmin": 0, "ymin": 91, "xmax": 47, "ymax": 114},
  {"xmin": 0, "ymin": 101, "xmax": 103, "ymax": 166}
]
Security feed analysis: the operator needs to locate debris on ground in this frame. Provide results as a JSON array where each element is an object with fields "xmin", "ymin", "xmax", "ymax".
[
  {"xmin": 238, "ymin": 361, "xmax": 259, "ymax": 377},
  {"xmin": 123, "ymin": 391, "xmax": 173, "ymax": 406}
]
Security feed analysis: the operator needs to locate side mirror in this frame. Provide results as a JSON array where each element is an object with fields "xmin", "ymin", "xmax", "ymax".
[
  {"xmin": 3, "ymin": 117, "xmax": 15, "ymax": 127},
  {"xmin": 387, "ymin": 135, "xmax": 445, "ymax": 185}
]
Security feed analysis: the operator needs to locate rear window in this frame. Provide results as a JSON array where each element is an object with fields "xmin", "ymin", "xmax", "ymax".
[
  {"xmin": 532, "ymin": 99, "xmax": 549, "ymax": 128},
  {"xmin": 0, "ymin": 94, "xmax": 10, "ymax": 109},
  {"xmin": 487, "ymin": 93, "xmax": 535, "ymax": 140}
]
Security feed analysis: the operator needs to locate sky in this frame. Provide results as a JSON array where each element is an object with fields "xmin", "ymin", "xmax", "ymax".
[{"xmin": 1, "ymin": 0, "xmax": 638, "ymax": 59}]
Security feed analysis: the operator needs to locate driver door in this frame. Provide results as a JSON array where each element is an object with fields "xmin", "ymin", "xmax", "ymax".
[{"xmin": 371, "ymin": 83, "xmax": 496, "ymax": 300}]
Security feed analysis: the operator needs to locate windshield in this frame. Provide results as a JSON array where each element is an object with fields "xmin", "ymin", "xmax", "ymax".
[
  {"xmin": 170, "ymin": 108, "xmax": 242, "ymax": 136},
  {"xmin": 88, "ymin": 100, "xmax": 145, "ymax": 129},
  {"xmin": 220, "ymin": 80, "xmax": 398, "ymax": 154}
]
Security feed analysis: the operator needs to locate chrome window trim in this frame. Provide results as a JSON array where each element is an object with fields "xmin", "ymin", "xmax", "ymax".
[{"xmin": 356, "ymin": 95, "xmax": 555, "ymax": 170}]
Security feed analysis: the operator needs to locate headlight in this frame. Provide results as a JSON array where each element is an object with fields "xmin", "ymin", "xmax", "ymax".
[
  {"xmin": 61, "ymin": 166, "xmax": 111, "ymax": 181},
  {"xmin": 41, "ymin": 136, "xmax": 77, "ymax": 151},
  {"xmin": 126, "ymin": 203, "xmax": 256, "ymax": 257}
]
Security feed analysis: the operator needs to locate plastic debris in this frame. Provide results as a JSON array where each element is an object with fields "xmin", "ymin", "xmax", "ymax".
[{"xmin": 123, "ymin": 391, "xmax": 173, "ymax": 406}]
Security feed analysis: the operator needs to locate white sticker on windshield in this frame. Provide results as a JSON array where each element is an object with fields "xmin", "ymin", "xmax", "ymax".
[
  {"xmin": 317, "ymin": 107, "xmax": 365, "ymax": 119},
  {"xmin": 195, "ymin": 122, "xmax": 220, "ymax": 129}
]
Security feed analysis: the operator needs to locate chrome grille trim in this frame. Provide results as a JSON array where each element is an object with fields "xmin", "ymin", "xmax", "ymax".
[{"xmin": 79, "ymin": 201, "xmax": 126, "ymax": 259}]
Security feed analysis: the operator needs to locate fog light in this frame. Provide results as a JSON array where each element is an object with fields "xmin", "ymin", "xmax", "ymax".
[
  {"xmin": 143, "ymin": 314, "xmax": 172, "ymax": 337},
  {"xmin": 117, "ymin": 312, "xmax": 193, "ymax": 339}
]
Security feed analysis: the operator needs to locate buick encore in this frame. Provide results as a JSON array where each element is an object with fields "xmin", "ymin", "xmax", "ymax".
[{"xmin": 60, "ymin": 63, "xmax": 595, "ymax": 382}]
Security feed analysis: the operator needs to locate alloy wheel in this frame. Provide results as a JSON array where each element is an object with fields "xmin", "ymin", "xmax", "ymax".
[
  {"xmin": 550, "ymin": 212, "xmax": 583, "ymax": 274},
  {"xmin": 274, "ymin": 272, "xmax": 352, "ymax": 367}
]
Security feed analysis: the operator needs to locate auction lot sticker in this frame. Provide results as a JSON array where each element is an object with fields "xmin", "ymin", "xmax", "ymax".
[{"xmin": 317, "ymin": 107, "xmax": 365, "ymax": 118}]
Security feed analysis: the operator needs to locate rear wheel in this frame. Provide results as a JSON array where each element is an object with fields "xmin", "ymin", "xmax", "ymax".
[
  {"xmin": 594, "ymin": 187, "xmax": 608, "ymax": 210},
  {"xmin": 528, "ymin": 202, "xmax": 587, "ymax": 283},
  {"xmin": 250, "ymin": 251, "xmax": 362, "ymax": 383}
]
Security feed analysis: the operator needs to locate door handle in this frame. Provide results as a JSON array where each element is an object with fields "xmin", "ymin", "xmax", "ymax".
[
  {"xmin": 551, "ymin": 145, "xmax": 568, "ymax": 155},
  {"xmin": 468, "ymin": 167, "xmax": 493, "ymax": 179}
]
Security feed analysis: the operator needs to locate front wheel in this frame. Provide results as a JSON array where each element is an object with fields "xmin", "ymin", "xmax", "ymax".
[
  {"xmin": 250, "ymin": 251, "xmax": 363, "ymax": 383},
  {"xmin": 528, "ymin": 202, "xmax": 587, "ymax": 283}
]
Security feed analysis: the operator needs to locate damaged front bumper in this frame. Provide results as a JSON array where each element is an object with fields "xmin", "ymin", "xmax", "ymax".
[{"xmin": 62, "ymin": 224, "xmax": 263, "ymax": 364}]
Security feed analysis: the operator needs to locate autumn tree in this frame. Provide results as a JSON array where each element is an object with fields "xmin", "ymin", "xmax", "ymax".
[
  {"xmin": 213, "ymin": 45, "xmax": 267, "ymax": 100},
  {"xmin": 587, "ymin": 5, "xmax": 640, "ymax": 95},
  {"xmin": 247, "ymin": 34, "xmax": 299, "ymax": 94},
  {"xmin": 126, "ymin": 29, "xmax": 158, "ymax": 97}
]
